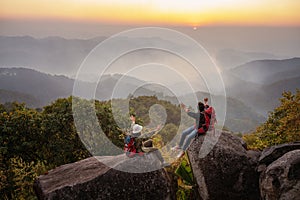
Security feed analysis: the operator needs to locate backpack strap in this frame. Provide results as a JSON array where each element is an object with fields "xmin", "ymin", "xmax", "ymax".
[
  {"xmin": 197, "ymin": 112, "xmax": 206, "ymax": 134},
  {"xmin": 198, "ymin": 110, "xmax": 212, "ymax": 134}
]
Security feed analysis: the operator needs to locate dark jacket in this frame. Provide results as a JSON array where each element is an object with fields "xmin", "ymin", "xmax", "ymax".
[{"xmin": 187, "ymin": 111, "xmax": 205, "ymax": 130}]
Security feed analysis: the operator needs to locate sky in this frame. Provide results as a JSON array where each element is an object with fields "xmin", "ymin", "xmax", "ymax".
[
  {"xmin": 0, "ymin": 1, "xmax": 299, "ymax": 73},
  {"xmin": 1, "ymin": 0, "xmax": 300, "ymax": 27},
  {"xmin": 0, "ymin": 0, "xmax": 299, "ymax": 104},
  {"xmin": 0, "ymin": 0, "xmax": 299, "ymax": 61}
]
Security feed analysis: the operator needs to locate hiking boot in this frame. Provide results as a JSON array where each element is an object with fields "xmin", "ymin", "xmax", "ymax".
[
  {"xmin": 127, "ymin": 152, "xmax": 136, "ymax": 158},
  {"xmin": 138, "ymin": 152, "xmax": 144, "ymax": 156},
  {"xmin": 161, "ymin": 161, "xmax": 170, "ymax": 167},
  {"xmin": 171, "ymin": 146, "xmax": 182, "ymax": 151},
  {"xmin": 176, "ymin": 150, "xmax": 185, "ymax": 159}
]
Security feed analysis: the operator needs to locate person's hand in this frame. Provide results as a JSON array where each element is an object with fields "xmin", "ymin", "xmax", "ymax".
[
  {"xmin": 155, "ymin": 124, "xmax": 161, "ymax": 131},
  {"xmin": 180, "ymin": 103, "xmax": 189, "ymax": 112},
  {"xmin": 180, "ymin": 103, "xmax": 186, "ymax": 109}
]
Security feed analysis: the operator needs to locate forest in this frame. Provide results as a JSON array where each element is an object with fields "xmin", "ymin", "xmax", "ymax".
[{"xmin": 1, "ymin": 90, "xmax": 299, "ymax": 199}]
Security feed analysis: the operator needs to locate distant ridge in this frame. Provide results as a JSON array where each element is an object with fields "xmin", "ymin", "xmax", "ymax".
[
  {"xmin": 230, "ymin": 57, "xmax": 300, "ymax": 84},
  {"xmin": 0, "ymin": 89, "xmax": 41, "ymax": 108},
  {"xmin": 222, "ymin": 58, "xmax": 300, "ymax": 116},
  {"xmin": 0, "ymin": 67, "xmax": 159, "ymax": 106},
  {"xmin": 0, "ymin": 67, "xmax": 267, "ymax": 132},
  {"xmin": 0, "ymin": 35, "xmax": 104, "ymax": 75},
  {"xmin": 216, "ymin": 48, "xmax": 284, "ymax": 70}
]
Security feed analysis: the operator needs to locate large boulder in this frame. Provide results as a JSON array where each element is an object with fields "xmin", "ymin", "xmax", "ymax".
[
  {"xmin": 260, "ymin": 150, "xmax": 300, "ymax": 200},
  {"xmin": 187, "ymin": 130, "xmax": 261, "ymax": 200},
  {"xmin": 258, "ymin": 142, "xmax": 300, "ymax": 172},
  {"xmin": 34, "ymin": 154, "xmax": 174, "ymax": 200}
]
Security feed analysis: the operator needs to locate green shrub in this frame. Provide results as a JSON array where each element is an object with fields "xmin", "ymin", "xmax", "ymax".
[{"xmin": 243, "ymin": 90, "xmax": 300, "ymax": 149}]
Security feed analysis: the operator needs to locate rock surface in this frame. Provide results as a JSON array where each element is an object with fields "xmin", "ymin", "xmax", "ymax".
[
  {"xmin": 260, "ymin": 150, "xmax": 300, "ymax": 200},
  {"xmin": 187, "ymin": 130, "xmax": 261, "ymax": 200},
  {"xmin": 258, "ymin": 142, "xmax": 300, "ymax": 172},
  {"xmin": 34, "ymin": 154, "xmax": 174, "ymax": 200},
  {"xmin": 34, "ymin": 131, "xmax": 300, "ymax": 200}
]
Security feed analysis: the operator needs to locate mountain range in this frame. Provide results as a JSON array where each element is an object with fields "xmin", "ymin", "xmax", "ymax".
[
  {"xmin": 0, "ymin": 68, "xmax": 161, "ymax": 105},
  {"xmin": 0, "ymin": 89, "xmax": 40, "ymax": 108},
  {"xmin": 215, "ymin": 48, "xmax": 285, "ymax": 70},
  {"xmin": 0, "ymin": 67, "xmax": 266, "ymax": 133},
  {"xmin": 222, "ymin": 58, "xmax": 300, "ymax": 116},
  {"xmin": 0, "ymin": 36, "xmax": 299, "ymax": 132},
  {"xmin": 230, "ymin": 57, "xmax": 300, "ymax": 84},
  {"xmin": 0, "ymin": 36, "xmax": 104, "ymax": 76}
]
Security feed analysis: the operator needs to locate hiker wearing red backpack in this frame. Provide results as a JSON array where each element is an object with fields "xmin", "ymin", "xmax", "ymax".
[
  {"xmin": 124, "ymin": 114, "xmax": 140, "ymax": 157},
  {"xmin": 204, "ymin": 97, "xmax": 217, "ymax": 127},
  {"xmin": 172, "ymin": 101, "xmax": 212, "ymax": 158},
  {"xmin": 124, "ymin": 112, "xmax": 162, "ymax": 157}
]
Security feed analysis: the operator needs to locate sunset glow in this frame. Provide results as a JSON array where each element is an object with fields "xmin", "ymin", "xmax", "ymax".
[{"xmin": 1, "ymin": 0, "xmax": 299, "ymax": 26}]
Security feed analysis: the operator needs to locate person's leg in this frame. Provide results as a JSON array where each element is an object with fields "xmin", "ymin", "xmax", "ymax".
[
  {"xmin": 178, "ymin": 126, "xmax": 194, "ymax": 148},
  {"xmin": 153, "ymin": 150, "xmax": 164, "ymax": 163},
  {"xmin": 135, "ymin": 138, "xmax": 142, "ymax": 153},
  {"xmin": 182, "ymin": 129, "xmax": 198, "ymax": 151}
]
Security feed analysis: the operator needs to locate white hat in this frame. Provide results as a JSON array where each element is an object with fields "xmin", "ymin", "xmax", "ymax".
[{"xmin": 132, "ymin": 124, "xmax": 143, "ymax": 134}]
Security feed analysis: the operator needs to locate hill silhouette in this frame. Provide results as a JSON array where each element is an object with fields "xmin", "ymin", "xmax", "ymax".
[
  {"xmin": 0, "ymin": 89, "xmax": 40, "ymax": 107},
  {"xmin": 0, "ymin": 67, "xmax": 158, "ymax": 106},
  {"xmin": 230, "ymin": 57, "xmax": 300, "ymax": 85},
  {"xmin": 222, "ymin": 58, "xmax": 300, "ymax": 116}
]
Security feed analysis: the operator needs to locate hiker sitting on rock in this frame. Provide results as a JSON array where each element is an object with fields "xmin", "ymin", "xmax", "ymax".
[
  {"xmin": 124, "ymin": 114, "xmax": 143, "ymax": 157},
  {"xmin": 132, "ymin": 124, "xmax": 160, "ymax": 154},
  {"xmin": 172, "ymin": 102, "xmax": 206, "ymax": 158},
  {"xmin": 131, "ymin": 124, "xmax": 169, "ymax": 167}
]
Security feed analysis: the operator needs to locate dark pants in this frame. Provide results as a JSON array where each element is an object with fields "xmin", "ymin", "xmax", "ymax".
[{"xmin": 135, "ymin": 138, "xmax": 143, "ymax": 153}]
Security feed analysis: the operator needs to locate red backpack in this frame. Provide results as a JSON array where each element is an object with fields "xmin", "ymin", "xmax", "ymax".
[
  {"xmin": 124, "ymin": 136, "xmax": 136, "ymax": 157},
  {"xmin": 198, "ymin": 106, "xmax": 216, "ymax": 134}
]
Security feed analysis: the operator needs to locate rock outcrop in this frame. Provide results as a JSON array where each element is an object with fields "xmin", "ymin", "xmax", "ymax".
[
  {"xmin": 187, "ymin": 130, "xmax": 300, "ymax": 200},
  {"xmin": 258, "ymin": 142, "xmax": 300, "ymax": 172},
  {"xmin": 34, "ymin": 130, "xmax": 300, "ymax": 200},
  {"xmin": 187, "ymin": 130, "xmax": 261, "ymax": 200},
  {"xmin": 260, "ymin": 150, "xmax": 300, "ymax": 200},
  {"xmin": 34, "ymin": 154, "xmax": 174, "ymax": 200}
]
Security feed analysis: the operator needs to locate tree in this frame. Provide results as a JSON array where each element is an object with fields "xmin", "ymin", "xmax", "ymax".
[
  {"xmin": 158, "ymin": 123, "xmax": 179, "ymax": 144},
  {"xmin": 42, "ymin": 97, "xmax": 91, "ymax": 165},
  {"xmin": 243, "ymin": 90, "xmax": 300, "ymax": 149},
  {"xmin": 0, "ymin": 102, "xmax": 45, "ymax": 199},
  {"xmin": 0, "ymin": 95, "xmax": 185, "ymax": 199}
]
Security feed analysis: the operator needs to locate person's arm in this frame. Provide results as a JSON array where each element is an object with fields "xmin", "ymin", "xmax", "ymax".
[
  {"xmin": 139, "ymin": 130, "xmax": 156, "ymax": 139},
  {"xmin": 138, "ymin": 125, "xmax": 161, "ymax": 139},
  {"xmin": 187, "ymin": 111, "xmax": 198, "ymax": 119},
  {"xmin": 181, "ymin": 103, "xmax": 198, "ymax": 119}
]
